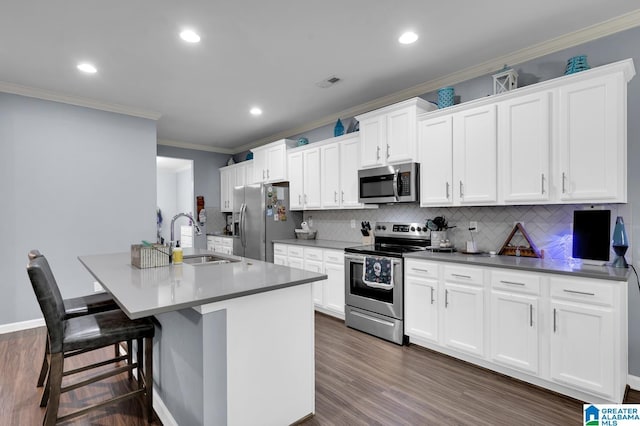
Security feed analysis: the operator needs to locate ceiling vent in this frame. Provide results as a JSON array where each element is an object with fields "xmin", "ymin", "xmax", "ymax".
[{"xmin": 316, "ymin": 76, "xmax": 341, "ymax": 88}]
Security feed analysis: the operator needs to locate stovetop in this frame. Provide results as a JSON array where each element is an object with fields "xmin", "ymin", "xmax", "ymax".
[{"xmin": 345, "ymin": 222, "xmax": 430, "ymax": 258}]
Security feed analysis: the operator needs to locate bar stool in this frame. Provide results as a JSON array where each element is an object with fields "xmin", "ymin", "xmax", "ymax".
[
  {"xmin": 28, "ymin": 250, "xmax": 124, "ymax": 404},
  {"xmin": 27, "ymin": 254, "xmax": 155, "ymax": 425}
]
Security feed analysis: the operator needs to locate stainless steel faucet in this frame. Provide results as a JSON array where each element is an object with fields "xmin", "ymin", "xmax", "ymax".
[{"xmin": 169, "ymin": 213, "xmax": 202, "ymax": 262}]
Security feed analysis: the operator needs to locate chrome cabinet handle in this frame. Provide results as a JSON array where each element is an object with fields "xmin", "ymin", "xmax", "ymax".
[
  {"xmin": 412, "ymin": 268, "xmax": 431, "ymax": 274},
  {"xmin": 500, "ymin": 280, "xmax": 525, "ymax": 286},
  {"xmin": 267, "ymin": 169, "xmax": 270, "ymax": 179},
  {"xmin": 386, "ymin": 144, "xmax": 390, "ymax": 159},
  {"xmin": 334, "ymin": 191, "xmax": 338, "ymax": 202},
  {"xmin": 341, "ymin": 191, "xmax": 344, "ymax": 203},
  {"xmin": 452, "ymin": 273, "xmax": 471, "ymax": 279},
  {"xmin": 446, "ymin": 182, "xmax": 450, "ymax": 199},
  {"xmin": 445, "ymin": 289, "xmax": 449, "ymax": 307},
  {"xmin": 376, "ymin": 146, "xmax": 380, "ymax": 160},
  {"xmin": 541, "ymin": 173, "xmax": 545, "ymax": 194},
  {"xmin": 430, "ymin": 286, "xmax": 435, "ymax": 305},
  {"xmin": 459, "ymin": 181, "xmax": 464, "ymax": 198},
  {"xmin": 304, "ymin": 194, "xmax": 308, "ymax": 204},
  {"xmin": 553, "ymin": 308, "xmax": 557, "ymax": 332},
  {"xmin": 263, "ymin": 169, "xmax": 266, "ymax": 179},
  {"xmin": 298, "ymin": 194, "xmax": 302, "ymax": 204},
  {"xmin": 562, "ymin": 172, "xmax": 566, "ymax": 193},
  {"xmin": 563, "ymin": 289, "xmax": 595, "ymax": 296},
  {"xmin": 530, "ymin": 304, "xmax": 533, "ymax": 327}
]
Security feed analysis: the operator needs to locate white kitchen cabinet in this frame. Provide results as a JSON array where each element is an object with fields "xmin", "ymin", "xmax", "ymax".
[
  {"xmin": 549, "ymin": 276, "xmax": 619, "ymax": 399},
  {"xmin": 499, "ymin": 91, "xmax": 551, "ymax": 203},
  {"xmin": 322, "ymin": 249, "xmax": 345, "ymax": 318},
  {"xmin": 220, "ymin": 166, "xmax": 235, "ymax": 212},
  {"xmin": 452, "ymin": 104, "xmax": 497, "ymax": 205},
  {"xmin": 321, "ymin": 135, "xmax": 364, "ymax": 209},
  {"xmin": 357, "ymin": 98, "xmax": 436, "ymax": 168},
  {"xmin": 404, "ymin": 260, "xmax": 440, "ymax": 344},
  {"xmin": 288, "ymin": 147, "xmax": 321, "ymax": 210},
  {"xmin": 303, "ymin": 248, "xmax": 325, "ymax": 306},
  {"xmin": 490, "ymin": 270, "xmax": 541, "ymax": 375},
  {"xmin": 208, "ymin": 235, "xmax": 233, "ymax": 254},
  {"xmin": 442, "ymin": 281, "xmax": 484, "ymax": 357},
  {"xmin": 418, "ymin": 115, "xmax": 454, "ymax": 206},
  {"xmin": 251, "ymin": 139, "xmax": 296, "ymax": 184},
  {"xmin": 557, "ymin": 72, "xmax": 626, "ymax": 202}
]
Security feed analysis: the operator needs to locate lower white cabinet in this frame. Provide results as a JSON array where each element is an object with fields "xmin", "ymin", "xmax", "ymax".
[
  {"xmin": 273, "ymin": 243, "xmax": 345, "ymax": 319},
  {"xmin": 404, "ymin": 258, "xmax": 627, "ymax": 403},
  {"xmin": 206, "ymin": 235, "xmax": 233, "ymax": 254}
]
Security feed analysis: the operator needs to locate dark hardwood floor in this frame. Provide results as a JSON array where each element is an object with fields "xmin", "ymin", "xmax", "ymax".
[{"xmin": 2, "ymin": 314, "xmax": 639, "ymax": 425}]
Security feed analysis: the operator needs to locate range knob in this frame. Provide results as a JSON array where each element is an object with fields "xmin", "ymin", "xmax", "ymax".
[
  {"xmin": 410, "ymin": 226, "xmax": 415, "ymax": 232},
  {"xmin": 416, "ymin": 226, "xmax": 422, "ymax": 232},
  {"xmin": 376, "ymin": 225, "xmax": 382, "ymax": 230},
  {"xmin": 381, "ymin": 225, "xmax": 387, "ymax": 231}
]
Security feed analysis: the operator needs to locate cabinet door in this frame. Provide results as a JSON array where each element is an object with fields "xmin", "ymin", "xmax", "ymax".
[
  {"xmin": 418, "ymin": 115, "xmax": 454, "ymax": 206},
  {"xmin": 303, "ymin": 148, "xmax": 321, "ymax": 209},
  {"xmin": 339, "ymin": 137, "xmax": 363, "ymax": 208},
  {"xmin": 220, "ymin": 167, "xmax": 234, "ymax": 212},
  {"xmin": 499, "ymin": 92, "xmax": 551, "ymax": 203},
  {"xmin": 252, "ymin": 150, "xmax": 267, "ymax": 183},
  {"xmin": 266, "ymin": 144, "xmax": 287, "ymax": 182},
  {"xmin": 235, "ymin": 163, "xmax": 246, "ymax": 188},
  {"xmin": 490, "ymin": 291, "xmax": 538, "ymax": 374},
  {"xmin": 386, "ymin": 106, "xmax": 416, "ymax": 164},
  {"xmin": 324, "ymin": 261, "xmax": 345, "ymax": 316},
  {"xmin": 321, "ymin": 144, "xmax": 341, "ymax": 208},
  {"xmin": 442, "ymin": 282, "xmax": 484, "ymax": 356},
  {"xmin": 453, "ymin": 105, "xmax": 497, "ymax": 205},
  {"xmin": 550, "ymin": 299, "xmax": 614, "ymax": 398},
  {"xmin": 244, "ymin": 161, "xmax": 254, "ymax": 185},
  {"xmin": 288, "ymin": 152, "xmax": 304, "ymax": 210},
  {"xmin": 558, "ymin": 74, "xmax": 625, "ymax": 202},
  {"xmin": 405, "ymin": 276, "xmax": 439, "ymax": 343},
  {"xmin": 304, "ymin": 259, "xmax": 325, "ymax": 306},
  {"xmin": 287, "ymin": 257, "xmax": 304, "ymax": 270},
  {"xmin": 360, "ymin": 116, "xmax": 386, "ymax": 168},
  {"xmin": 273, "ymin": 255, "xmax": 287, "ymax": 266}
]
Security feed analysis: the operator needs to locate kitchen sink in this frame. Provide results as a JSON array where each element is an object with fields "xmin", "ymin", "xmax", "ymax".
[{"xmin": 183, "ymin": 255, "xmax": 239, "ymax": 265}]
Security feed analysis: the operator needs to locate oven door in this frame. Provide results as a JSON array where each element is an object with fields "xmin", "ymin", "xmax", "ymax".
[{"xmin": 344, "ymin": 253, "xmax": 403, "ymax": 320}]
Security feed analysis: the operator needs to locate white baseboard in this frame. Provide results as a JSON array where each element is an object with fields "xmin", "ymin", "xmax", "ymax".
[
  {"xmin": 628, "ymin": 374, "xmax": 640, "ymax": 391},
  {"xmin": 0, "ymin": 318, "xmax": 45, "ymax": 334},
  {"xmin": 153, "ymin": 389, "xmax": 178, "ymax": 426}
]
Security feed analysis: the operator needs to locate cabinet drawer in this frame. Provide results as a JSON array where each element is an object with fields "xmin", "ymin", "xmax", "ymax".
[
  {"xmin": 220, "ymin": 237, "xmax": 234, "ymax": 247},
  {"xmin": 443, "ymin": 265, "xmax": 483, "ymax": 286},
  {"xmin": 273, "ymin": 244, "xmax": 288, "ymax": 256},
  {"xmin": 323, "ymin": 249, "xmax": 343, "ymax": 264},
  {"xmin": 304, "ymin": 247, "xmax": 323, "ymax": 261},
  {"xmin": 491, "ymin": 270, "xmax": 540, "ymax": 295},
  {"xmin": 207, "ymin": 236, "xmax": 215, "ymax": 244},
  {"xmin": 405, "ymin": 259, "xmax": 439, "ymax": 279},
  {"xmin": 550, "ymin": 277, "xmax": 615, "ymax": 306},
  {"xmin": 288, "ymin": 245, "xmax": 304, "ymax": 258}
]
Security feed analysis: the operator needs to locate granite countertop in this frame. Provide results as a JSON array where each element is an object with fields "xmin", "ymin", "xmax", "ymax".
[
  {"xmin": 78, "ymin": 248, "xmax": 327, "ymax": 319},
  {"xmin": 272, "ymin": 239, "xmax": 359, "ymax": 251},
  {"xmin": 404, "ymin": 250, "xmax": 630, "ymax": 282}
]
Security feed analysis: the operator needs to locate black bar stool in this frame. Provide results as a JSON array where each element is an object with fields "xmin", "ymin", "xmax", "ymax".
[{"xmin": 27, "ymin": 253, "xmax": 155, "ymax": 425}]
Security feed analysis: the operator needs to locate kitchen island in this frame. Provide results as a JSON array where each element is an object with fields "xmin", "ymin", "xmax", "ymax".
[{"xmin": 79, "ymin": 249, "xmax": 327, "ymax": 426}]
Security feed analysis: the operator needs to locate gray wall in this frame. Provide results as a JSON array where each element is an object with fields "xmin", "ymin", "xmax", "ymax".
[
  {"xmin": 156, "ymin": 145, "xmax": 230, "ymax": 246},
  {"xmin": 0, "ymin": 93, "xmax": 157, "ymax": 324}
]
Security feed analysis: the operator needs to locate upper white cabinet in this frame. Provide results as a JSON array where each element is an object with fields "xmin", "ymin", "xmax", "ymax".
[
  {"xmin": 288, "ymin": 147, "xmax": 321, "ymax": 210},
  {"xmin": 557, "ymin": 73, "xmax": 626, "ymax": 202},
  {"xmin": 452, "ymin": 105, "xmax": 498, "ymax": 205},
  {"xmin": 498, "ymin": 91, "xmax": 551, "ymax": 203},
  {"xmin": 220, "ymin": 160, "xmax": 253, "ymax": 212},
  {"xmin": 357, "ymin": 98, "xmax": 436, "ymax": 168},
  {"xmin": 416, "ymin": 58, "xmax": 634, "ymax": 207},
  {"xmin": 321, "ymin": 135, "xmax": 364, "ymax": 209},
  {"xmin": 251, "ymin": 139, "xmax": 296, "ymax": 184}
]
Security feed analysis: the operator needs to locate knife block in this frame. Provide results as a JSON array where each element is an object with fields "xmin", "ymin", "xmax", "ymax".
[{"xmin": 361, "ymin": 234, "xmax": 374, "ymax": 245}]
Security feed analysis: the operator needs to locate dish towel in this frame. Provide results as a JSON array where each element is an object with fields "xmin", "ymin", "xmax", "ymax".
[{"xmin": 362, "ymin": 257, "xmax": 393, "ymax": 289}]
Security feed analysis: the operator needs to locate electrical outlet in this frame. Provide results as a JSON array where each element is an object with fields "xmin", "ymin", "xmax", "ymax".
[
  {"xmin": 93, "ymin": 281, "xmax": 104, "ymax": 293},
  {"xmin": 469, "ymin": 221, "xmax": 478, "ymax": 232},
  {"xmin": 350, "ymin": 219, "xmax": 356, "ymax": 229}
]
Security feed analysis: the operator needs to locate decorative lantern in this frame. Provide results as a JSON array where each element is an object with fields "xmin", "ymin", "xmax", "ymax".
[
  {"xmin": 611, "ymin": 216, "xmax": 629, "ymax": 268},
  {"xmin": 492, "ymin": 65, "xmax": 518, "ymax": 95}
]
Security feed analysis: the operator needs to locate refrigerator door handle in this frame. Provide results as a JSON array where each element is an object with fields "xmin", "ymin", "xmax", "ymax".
[{"xmin": 239, "ymin": 203, "xmax": 246, "ymax": 248}]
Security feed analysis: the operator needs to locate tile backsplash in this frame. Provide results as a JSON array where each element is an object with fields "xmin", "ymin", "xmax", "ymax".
[{"xmin": 304, "ymin": 203, "xmax": 631, "ymax": 261}]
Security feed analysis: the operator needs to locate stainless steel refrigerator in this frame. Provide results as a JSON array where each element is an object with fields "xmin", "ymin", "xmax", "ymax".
[{"xmin": 232, "ymin": 182, "xmax": 302, "ymax": 262}]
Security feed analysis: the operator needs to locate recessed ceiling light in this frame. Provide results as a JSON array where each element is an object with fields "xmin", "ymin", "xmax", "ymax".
[
  {"xmin": 398, "ymin": 31, "xmax": 418, "ymax": 44},
  {"xmin": 180, "ymin": 29, "xmax": 201, "ymax": 43},
  {"xmin": 250, "ymin": 107, "xmax": 263, "ymax": 116},
  {"xmin": 77, "ymin": 63, "xmax": 97, "ymax": 74}
]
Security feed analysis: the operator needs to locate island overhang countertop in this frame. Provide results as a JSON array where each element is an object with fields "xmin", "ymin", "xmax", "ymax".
[{"xmin": 78, "ymin": 249, "xmax": 327, "ymax": 319}]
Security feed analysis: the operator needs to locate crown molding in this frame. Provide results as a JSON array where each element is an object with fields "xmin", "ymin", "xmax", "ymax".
[
  {"xmin": 240, "ymin": 9, "xmax": 640, "ymax": 154},
  {"xmin": 0, "ymin": 81, "xmax": 162, "ymax": 120},
  {"xmin": 157, "ymin": 138, "xmax": 235, "ymax": 154}
]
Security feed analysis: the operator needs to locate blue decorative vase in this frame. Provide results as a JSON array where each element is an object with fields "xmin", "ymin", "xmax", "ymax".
[
  {"xmin": 334, "ymin": 119, "xmax": 344, "ymax": 137},
  {"xmin": 246, "ymin": 152, "xmax": 254, "ymax": 160},
  {"xmin": 565, "ymin": 55, "xmax": 590, "ymax": 75},
  {"xmin": 297, "ymin": 137, "xmax": 309, "ymax": 147},
  {"xmin": 437, "ymin": 87, "xmax": 455, "ymax": 109}
]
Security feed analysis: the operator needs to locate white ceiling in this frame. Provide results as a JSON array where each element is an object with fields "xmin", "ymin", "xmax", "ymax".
[{"xmin": 2, "ymin": 1, "xmax": 639, "ymax": 153}]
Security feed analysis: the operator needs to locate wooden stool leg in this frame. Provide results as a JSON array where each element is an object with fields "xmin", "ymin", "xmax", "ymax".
[
  {"xmin": 127, "ymin": 339, "xmax": 133, "ymax": 381},
  {"xmin": 115, "ymin": 342, "xmax": 120, "ymax": 357},
  {"xmin": 40, "ymin": 373, "xmax": 50, "ymax": 407},
  {"xmin": 37, "ymin": 337, "xmax": 50, "ymax": 387},
  {"xmin": 136, "ymin": 338, "xmax": 143, "ymax": 387},
  {"xmin": 44, "ymin": 352, "xmax": 63, "ymax": 426},
  {"xmin": 145, "ymin": 337, "xmax": 153, "ymax": 423}
]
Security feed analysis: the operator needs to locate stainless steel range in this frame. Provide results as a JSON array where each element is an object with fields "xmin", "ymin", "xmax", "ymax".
[{"xmin": 344, "ymin": 222, "xmax": 430, "ymax": 345}]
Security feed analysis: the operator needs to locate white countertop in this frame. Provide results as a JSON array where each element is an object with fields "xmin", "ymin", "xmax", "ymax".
[{"xmin": 78, "ymin": 249, "xmax": 327, "ymax": 319}]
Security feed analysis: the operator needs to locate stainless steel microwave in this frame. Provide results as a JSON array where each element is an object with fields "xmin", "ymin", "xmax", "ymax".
[{"xmin": 358, "ymin": 162, "xmax": 419, "ymax": 204}]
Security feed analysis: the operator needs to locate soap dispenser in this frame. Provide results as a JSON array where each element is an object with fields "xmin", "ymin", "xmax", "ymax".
[{"xmin": 173, "ymin": 241, "xmax": 183, "ymax": 265}]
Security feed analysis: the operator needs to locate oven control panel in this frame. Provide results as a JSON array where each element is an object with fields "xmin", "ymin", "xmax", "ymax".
[{"xmin": 374, "ymin": 222, "xmax": 429, "ymax": 238}]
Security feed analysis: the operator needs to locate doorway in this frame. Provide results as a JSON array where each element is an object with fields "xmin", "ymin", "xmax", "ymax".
[{"xmin": 156, "ymin": 156, "xmax": 194, "ymax": 246}]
